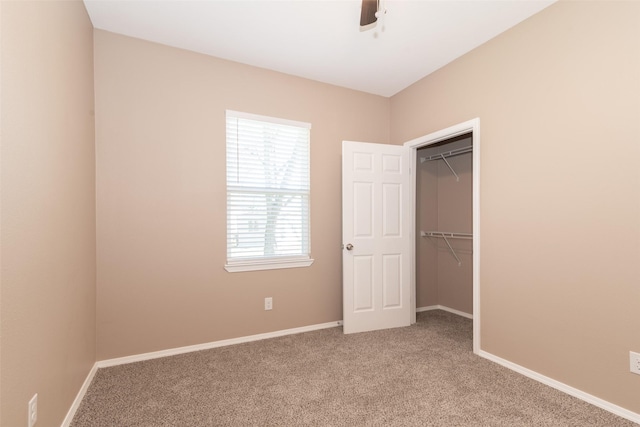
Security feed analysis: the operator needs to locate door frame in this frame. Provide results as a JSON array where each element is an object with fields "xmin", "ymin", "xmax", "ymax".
[{"xmin": 404, "ymin": 118, "xmax": 481, "ymax": 354}]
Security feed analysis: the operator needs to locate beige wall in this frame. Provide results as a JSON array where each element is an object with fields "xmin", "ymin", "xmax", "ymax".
[
  {"xmin": 2, "ymin": 1, "xmax": 638, "ymax": 423},
  {"xmin": 416, "ymin": 137, "xmax": 472, "ymax": 313},
  {"xmin": 94, "ymin": 30, "xmax": 390, "ymax": 360},
  {"xmin": 392, "ymin": 0, "xmax": 640, "ymax": 414},
  {"xmin": 0, "ymin": 1, "xmax": 96, "ymax": 426}
]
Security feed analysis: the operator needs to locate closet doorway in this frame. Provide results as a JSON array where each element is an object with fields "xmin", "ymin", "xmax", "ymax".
[{"xmin": 405, "ymin": 119, "xmax": 480, "ymax": 354}]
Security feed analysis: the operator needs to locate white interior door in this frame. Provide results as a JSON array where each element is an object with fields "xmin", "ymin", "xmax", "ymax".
[{"xmin": 342, "ymin": 141, "xmax": 411, "ymax": 334}]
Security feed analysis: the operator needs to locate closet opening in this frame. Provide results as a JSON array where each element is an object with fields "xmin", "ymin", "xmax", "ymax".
[
  {"xmin": 406, "ymin": 119, "xmax": 480, "ymax": 353},
  {"xmin": 416, "ymin": 132, "xmax": 472, "ymax": 314}
]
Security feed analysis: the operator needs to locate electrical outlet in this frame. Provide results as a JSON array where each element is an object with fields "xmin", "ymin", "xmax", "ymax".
[
  {"xmin": 28, "ymin": 393, "xmax": 37, "ymax": 427},
  {"xmin": 264, "ymin": 297, "xmax": 273, "ymax": 311},
  {"xmin": 631, "ymin": 351, "xmax": 640, "ymax": 375}
]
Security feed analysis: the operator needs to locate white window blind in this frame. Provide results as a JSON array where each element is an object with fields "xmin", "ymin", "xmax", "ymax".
[{"xmin": 225, "ymin": 110, "xmax": 313, "ymax": 272}]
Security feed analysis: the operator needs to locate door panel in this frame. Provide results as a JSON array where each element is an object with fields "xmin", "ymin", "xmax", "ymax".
[
  {"xmin": 353, "ymin": 256, "xmax": 374, "ymax": 311},
  {"xmin": 382, "ymin": 254, "xmax": 401, "ymax": 308},
  {"xmin": 342, "ymin": 141, "xmax": 411, "ymax": 334},
  {"xmin": 353, "ymin": 182, "xmax": 373, "ymax": 237},
  {"xmin": 382, "ymin": 183, "xmax": 401, "ymax": 236}
]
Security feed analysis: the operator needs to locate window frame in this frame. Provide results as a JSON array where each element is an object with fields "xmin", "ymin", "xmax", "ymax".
[{"xmin": 224, "ymin": 110, "xmax": 314, "ymax": 273}]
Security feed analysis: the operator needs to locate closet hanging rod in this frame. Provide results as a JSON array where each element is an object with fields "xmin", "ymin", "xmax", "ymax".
[
  {"xmin": 420, "ymin": 145, "xmax": 472, "ymax": 163},
  {"xmin": 420, "ymin": 231, "xmax": 473, "ymax": 239},
  {"xmin": 420, "ymin": 145, "xmax": 472, "ymax": 182},
  {"xmin": 420, "ymin": 231, "xmax": 472, "ymax": 266}
]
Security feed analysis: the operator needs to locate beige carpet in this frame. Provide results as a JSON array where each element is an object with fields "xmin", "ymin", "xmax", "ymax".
[{"xmin": 71, "ymin": 310, "xmax": 636, "ymax": 426}]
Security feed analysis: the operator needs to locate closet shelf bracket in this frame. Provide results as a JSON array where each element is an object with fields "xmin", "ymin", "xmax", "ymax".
[
  {"xmin": 440, "ymin": 154, "xmax": 459, "ymax": 181},
  {"xmin": 420, "ymin": 231, "xmax": 472, "ymax": 266},
  {"xmin": 419, "ymin": 145, "xmax": 472, "ymax": 182}
]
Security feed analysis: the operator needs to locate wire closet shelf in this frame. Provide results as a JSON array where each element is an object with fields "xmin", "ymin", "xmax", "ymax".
[
  {"xmin": 419, "ymin": 144, "xmax": 474, "ymax": 266},
  {"xmin": 420, "ymin": 231, "xmax": 472, "ymax": 266},
  {"xmin": 419, "ymin": 145, "xmax": 472, "ymax": 182}
]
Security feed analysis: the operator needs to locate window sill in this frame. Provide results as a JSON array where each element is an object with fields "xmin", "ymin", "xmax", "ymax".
[{"xmin": 225, "ymin": 257, "xmax": 314, "ymax": 273}]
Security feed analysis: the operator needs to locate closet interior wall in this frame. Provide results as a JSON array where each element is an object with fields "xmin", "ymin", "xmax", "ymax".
[{"xmin": 416, "ymin": 135, "xmax": 473, "ymax": 315}]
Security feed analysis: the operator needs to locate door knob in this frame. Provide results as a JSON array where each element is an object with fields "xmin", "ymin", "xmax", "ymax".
[{"xmin": 346, "ymin": 243, "xmax": 354, "ymax": 251}]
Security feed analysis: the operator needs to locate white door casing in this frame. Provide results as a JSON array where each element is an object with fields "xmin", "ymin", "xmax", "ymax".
[
  {"xmin": 342, "ymin": 141, "xmax": 411, "ymax": 334},
  {"xmin": 404, "ymin": 118, "xmax": 480, "ymax": 354}
]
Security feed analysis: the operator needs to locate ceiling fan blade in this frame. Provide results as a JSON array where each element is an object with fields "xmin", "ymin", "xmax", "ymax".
[{"xmin": 360, "ymin": 0, "xmax": 378, "ymax": 27}]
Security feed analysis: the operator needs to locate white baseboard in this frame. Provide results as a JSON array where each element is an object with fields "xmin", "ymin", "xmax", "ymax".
[
  {"xmin": 417, "ymin": 304, "xmax": 473, "ymax": 319},
  {"xmin": 420, "ymin": 306, "xmax": 638, "ymax": 423},
  {"xmin": 60, "ymin": 362, "xmax": 98, "ymax": 427},
  {"xmin": 96, "ymin": 320, "xmax": 342, "ymax": 368},
  {"xmin": 61, "ymin": 317, "xmax": 639, "ymax": 426},
  {"xmin": 478, "ymin": 350, "xmax": 640, "ymax": 425},
  {"xmin": 60, "ymin": 320, "xmax": 342, "ymax": 426}
]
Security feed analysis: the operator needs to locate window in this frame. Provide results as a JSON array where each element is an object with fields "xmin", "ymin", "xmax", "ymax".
[{"xmin": 225, "ymin": 110, "xmax": 313, "ymax": 272}]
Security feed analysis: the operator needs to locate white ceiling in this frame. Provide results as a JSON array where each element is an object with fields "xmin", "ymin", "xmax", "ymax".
[{"xmin": 83, "ymin": 0, "xmax": 555, "ymax": 97}]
